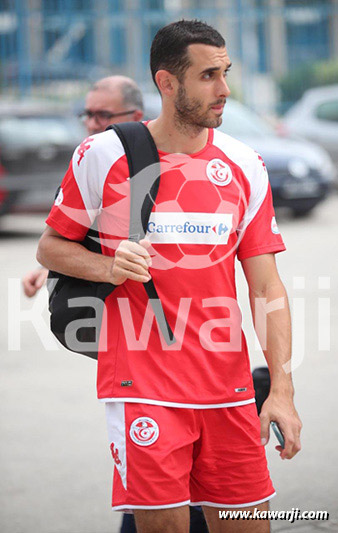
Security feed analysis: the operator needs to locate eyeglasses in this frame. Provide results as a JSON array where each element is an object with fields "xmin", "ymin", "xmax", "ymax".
[{"xmin": 78, "ymin": 109, "xmax": 136, "ymax": 122}]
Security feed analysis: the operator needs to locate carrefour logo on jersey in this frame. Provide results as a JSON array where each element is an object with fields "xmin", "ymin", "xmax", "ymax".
[{"xmin": 146, "ymin": 213, "xmax": 233, "ymax": 244}]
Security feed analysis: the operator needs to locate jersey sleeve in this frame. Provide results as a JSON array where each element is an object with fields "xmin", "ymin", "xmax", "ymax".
[
  {"xmin": 45, "ymin": 136, "xmax": 102, "ymax": 241},
  {"xmin": 237, "ymin": 154, "xmax": 286, "ymax": 261}
]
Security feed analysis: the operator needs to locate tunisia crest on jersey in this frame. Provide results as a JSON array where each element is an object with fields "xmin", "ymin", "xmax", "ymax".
[{"xmin": 206, "ymin": 158, "xmax": 233, "ymax": 186}]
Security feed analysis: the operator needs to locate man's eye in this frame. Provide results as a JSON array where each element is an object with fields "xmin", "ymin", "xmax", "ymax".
[
  {"xmin": 98, "ymin": 111, "xmax": 112, "ymax": 119},
  {"xmin": 203, "ymin": 73, "xmax": 212, "ymax": 79}
]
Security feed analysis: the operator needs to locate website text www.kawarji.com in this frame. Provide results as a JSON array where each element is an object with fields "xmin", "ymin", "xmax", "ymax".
[{"xmin": 219, "ymin": 508, "xmax": 329, "ymax": 523}]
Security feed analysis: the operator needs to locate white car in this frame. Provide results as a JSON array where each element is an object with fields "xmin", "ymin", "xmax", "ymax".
[{"xmin": 283, "ymin": 85, "xmax": 338, "ymax": 167}]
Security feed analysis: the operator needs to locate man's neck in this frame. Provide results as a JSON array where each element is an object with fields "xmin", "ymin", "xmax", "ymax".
[{"xmin": 147, "ymin": 114, "xmax": 209, "ymax": 155}]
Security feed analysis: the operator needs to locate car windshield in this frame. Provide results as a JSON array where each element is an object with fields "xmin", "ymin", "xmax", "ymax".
[
  {"xmin": 0, "ymin": 115, "xmax": 86, "ymax": 149},
  {"xmin": 218, "ymin": 101, "xmax": 274, "ymax": 138}
]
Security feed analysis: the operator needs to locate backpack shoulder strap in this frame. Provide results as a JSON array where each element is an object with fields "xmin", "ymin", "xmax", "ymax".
[
  {"xmin": 109, "ymin": 121, "xmax": 159, "ymax": 175},
  {"xmin": 108, "ymin": 122, "xmax": 160, "ymax": 241},
  {"xmin": 107, "ymin": 122, "xmax": 175, "ymax": 345}
]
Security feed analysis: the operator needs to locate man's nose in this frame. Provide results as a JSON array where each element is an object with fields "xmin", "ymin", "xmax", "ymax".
[
  {"xmin": 217, "ymin": 77, "xmax": 231, "ymax": 98},
  {"xmin": 85, "ymin": 116, "xmax": 101, "ymax": 134}
]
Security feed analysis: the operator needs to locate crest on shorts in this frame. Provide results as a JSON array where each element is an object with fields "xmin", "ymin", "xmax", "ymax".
[
  {"xmin": 206, "ymin": 159, "xmax": 232, "ymax": 186},
  {"xmin": 129, "ymin": 417, "xmax": 159, "ymax": 446}
]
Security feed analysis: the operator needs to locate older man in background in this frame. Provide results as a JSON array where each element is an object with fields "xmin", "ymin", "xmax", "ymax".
[{"xmin": 22, "ymin": 75, "xmax": 144, "ymax": 297}]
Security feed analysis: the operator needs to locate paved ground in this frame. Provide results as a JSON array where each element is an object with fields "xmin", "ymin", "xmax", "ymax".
[{"xmin": 1, "ymin": 194, "xmax": 337, "ymax": 532}]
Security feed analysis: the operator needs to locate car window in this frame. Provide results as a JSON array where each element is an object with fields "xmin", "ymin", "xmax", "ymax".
[
  {"xmin": 217, "ymin": 102, "xmax": 274, "ymax": 138},
  {"xmin": 315, "ymin": 100, "xmax": 338, "ymax": 122},
  {"xmin": 0, "ymin": 116, "xmax": 86, "ymax": 150}
]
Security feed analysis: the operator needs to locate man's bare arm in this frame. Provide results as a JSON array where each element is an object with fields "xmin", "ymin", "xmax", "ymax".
[
  {"xmin": 36, "ymin": 226, "xmax": 152, "ymax": 285},
  {"xmin": 242, "ymin": 253, "xmax": 302, "ymax": 460}
]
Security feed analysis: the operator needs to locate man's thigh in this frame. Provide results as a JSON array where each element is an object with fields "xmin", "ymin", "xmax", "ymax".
[
  {"xmin": 134, "ymin": 505, "xmax": 190, "ymax": 533},
  {"xmin": 203, "ymin": 502, "xmax": 270, "ymax": 533}
]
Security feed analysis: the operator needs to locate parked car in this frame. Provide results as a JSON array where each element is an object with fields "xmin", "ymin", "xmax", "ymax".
[
  {"xmin": 144, "ymin": 93, "xmax": 335, "ymax": 216},
  {"xmin": 217, "ymin": 99, "xmax": 336, "ymax": 216},
  {"xmin": 282, "ymin": 85, "xmax": 338, "ymax": 167},
  {"xmin": 0, "ymin": 154, "xmax": 17, "ymax": 217},
  {"xmin": 0, "ymin": 101, "xmax": 86, "ymax": 215}
]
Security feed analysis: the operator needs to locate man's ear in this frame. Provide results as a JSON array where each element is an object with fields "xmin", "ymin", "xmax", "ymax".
[
  {"xmin": 155, "ymin": 70, "xmax": 177, "ymax": 96},
  {"xmin": 133, "ymin": 109, "xmax": 144, "ymax": 122}
]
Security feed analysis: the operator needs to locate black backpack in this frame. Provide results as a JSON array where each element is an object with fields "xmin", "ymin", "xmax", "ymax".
[{"xmin": 47, "ymin": 122, "xmax": 175, "ymax": 359}]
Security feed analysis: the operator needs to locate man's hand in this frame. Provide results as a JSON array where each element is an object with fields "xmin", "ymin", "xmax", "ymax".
[
  {"xmin": 260, "ymin": 391, "xmax": 302, "ymax": 460},
  {"xmin": 37, "ymin": 227, "xmax": 153, "ymax": 287},
  {"xmin": 22, "ymin": 267, "xmax": 48, "ymax": 297},
  {"xmin": 111, "ymin": 239, "xmax": 152, "ymax": 285}
]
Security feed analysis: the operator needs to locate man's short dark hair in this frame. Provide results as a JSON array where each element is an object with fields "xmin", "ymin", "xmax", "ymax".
[{"xmin": 150, "ymin": 20, "xmax": 225, "ymax": 87}]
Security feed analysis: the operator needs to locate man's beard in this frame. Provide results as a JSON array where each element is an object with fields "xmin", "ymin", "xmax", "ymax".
[{"xmin": 174, "ymin": 84, "xmax": 223, "ymax": 133}]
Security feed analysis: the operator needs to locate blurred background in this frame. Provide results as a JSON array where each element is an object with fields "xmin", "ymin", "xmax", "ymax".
[
  {"xmin": 1, "ymin": 1, "xmax": 338, "ymax": 532},
  {"xmin": 0, "ymin": 0, "xmax": 338, "ymax": 216},
  {"xmin": 1, "ymin": 0, "xmax": 338, "ymax": 110}
]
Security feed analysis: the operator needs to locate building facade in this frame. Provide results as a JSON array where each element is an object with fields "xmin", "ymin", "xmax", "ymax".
[{"xmin": 1, "ymin": 0, "xmax": 337, "ymax": 112}]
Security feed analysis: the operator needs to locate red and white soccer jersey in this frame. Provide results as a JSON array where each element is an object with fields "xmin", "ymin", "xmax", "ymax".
[{"xmin": 46, "ymin": 126, "xmax": 285, "ymax": 407}]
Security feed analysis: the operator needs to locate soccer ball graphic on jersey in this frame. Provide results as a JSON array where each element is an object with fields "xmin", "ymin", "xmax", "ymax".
[{"xmin": 140, "ymin": 154, "xmax": 247, "ymax": 270}]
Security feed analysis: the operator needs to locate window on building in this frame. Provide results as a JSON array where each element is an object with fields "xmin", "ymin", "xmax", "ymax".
[
  {"xmin": 42, "ymin": 0, "xmax": 94, "ymax": 66},
  {"xmin": 109, "ymin": 0, "xmax": 127, "ymax": 66},
  {"xmin": 43, "ymin": 0, "xmax": 91, "ymax": 10},
  {"xmin": 110, "ymin": 25, "xmax": 127, "ymax": 67},
  {"xmin": 192, "ymin": 0, "xmax": 216, "ymax": 7},
  {"xmin": 0, "ymin": 9, "xmax": 18, "ymax": 60},
  {"xmin": 0, "ymin": 0, "xmax": 13, "ymax": 10},
  {"xmin": 285, "ymin": 0, "xmax": 330, "ymax": 69},
  {"xmin": 255, "ymin": 0, "xmax": 268, "ymax": 72},
  {"xmin": 141, "ymin": 0, "xmax": 165, "ymax": 69},
  {"xmin": 144, "ymin": 0, "xmax": 165, "ymax": 8}
]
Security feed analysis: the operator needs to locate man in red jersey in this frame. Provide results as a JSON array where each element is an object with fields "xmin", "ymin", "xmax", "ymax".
[{"xmin": 37, "ymin": 20, "xmax": 302, "ymax": 533}]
